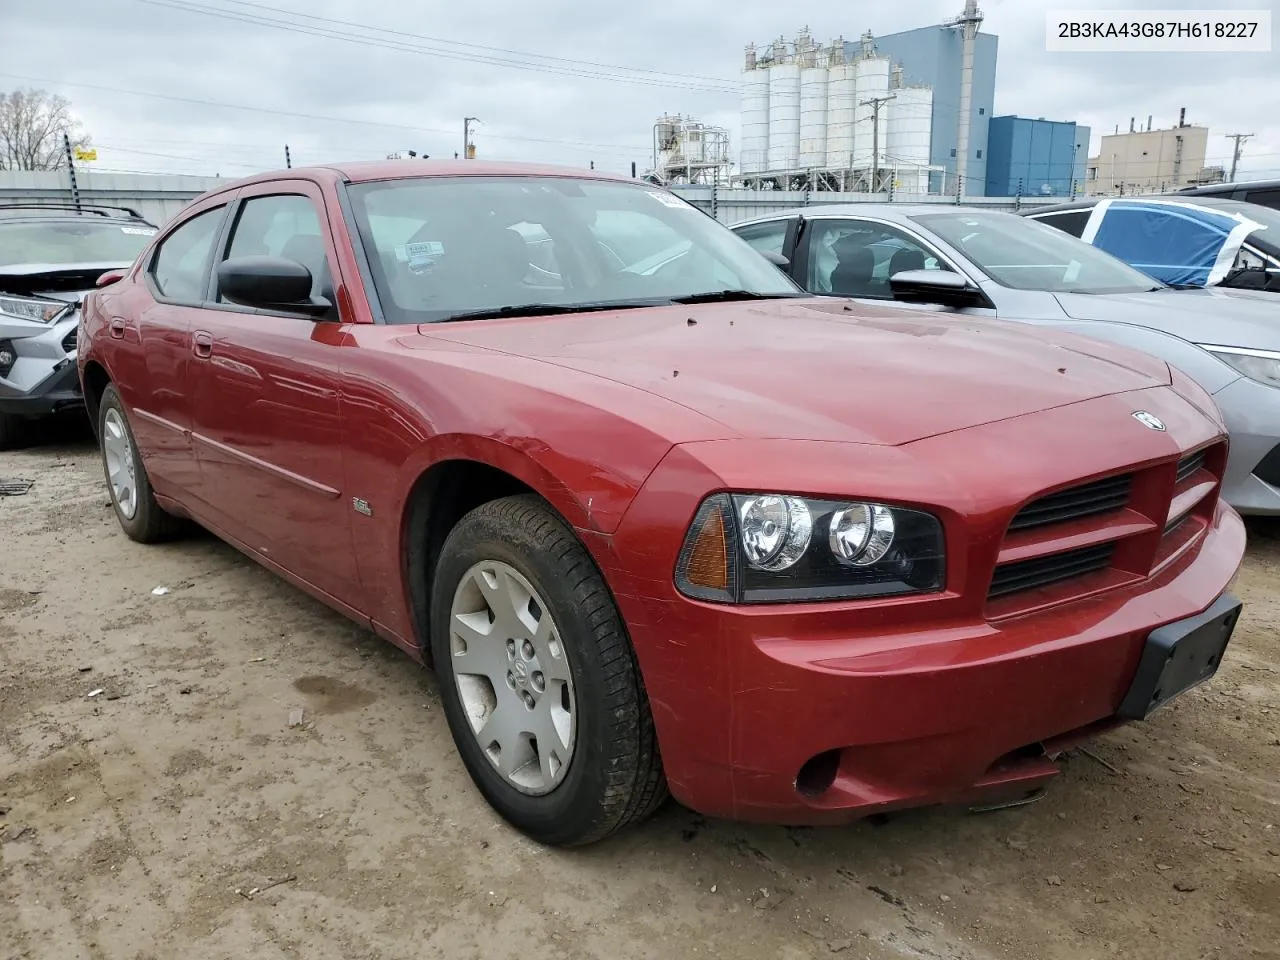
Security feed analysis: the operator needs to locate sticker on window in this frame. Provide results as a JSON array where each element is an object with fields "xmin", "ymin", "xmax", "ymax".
[
  {"xmin": 394, "ymin": 241, "xmax": 444, "ymax": 262},
  {"xmin": 647, "ymin": 191, "xmax": 692, "ymax": 210},
  {"xmin": 121, "ymin": 226, "xmax": 157, "ymax": 236}
]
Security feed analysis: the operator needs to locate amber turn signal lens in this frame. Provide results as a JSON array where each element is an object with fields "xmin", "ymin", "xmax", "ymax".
[{"xmin": 684, "ymin": 501, "xmax": 729, "ymax": 590}]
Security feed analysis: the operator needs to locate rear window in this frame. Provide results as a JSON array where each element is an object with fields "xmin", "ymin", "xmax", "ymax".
[{"xmin": 0, "ymin": 219, "xmax": 156, "ymax": 267}]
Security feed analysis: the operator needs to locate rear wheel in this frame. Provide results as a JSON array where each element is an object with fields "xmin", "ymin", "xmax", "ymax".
[
  {"xmin": 98, "ymin": 385, "xmax": 184, "ymax": 543},
  {"xmin": 429, "ymin": 494, "xmax": 667, "ymax": 845}
]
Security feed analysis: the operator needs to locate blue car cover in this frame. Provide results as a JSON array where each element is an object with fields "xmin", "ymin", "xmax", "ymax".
[{"xmin": 1080, "ymin": 199, "xmax": 1265, "ymax": 287}]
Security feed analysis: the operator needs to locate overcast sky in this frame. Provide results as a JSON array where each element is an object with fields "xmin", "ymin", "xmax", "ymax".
[{"xmin": 2, "ymin": 0, "xmax": 1277, "ymax": 182}]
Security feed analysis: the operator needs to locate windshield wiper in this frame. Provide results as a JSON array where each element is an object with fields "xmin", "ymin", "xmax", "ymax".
[
  {"xmin": 669, "ymin": 290, "xmax": 802, "ymax": 304},
  {"xmin": 438, "ymin": 300, "xmax": 663, "ymax": 323}
]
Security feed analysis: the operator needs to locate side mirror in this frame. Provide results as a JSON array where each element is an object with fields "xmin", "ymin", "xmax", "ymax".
[
  {"xmin": 217, "ymin": 256, "xmax": 332, "ymax": 317},
  {"xmin": 760, "ymin": 250, "xmax": 791, "ymax": 269},
  {"xmin": 888, "ymin": 269, "xmax": 990, "ymax": 309},
  {"xmin": 96, "ymin": 269, "xmax": 127, "ymax": 288}
]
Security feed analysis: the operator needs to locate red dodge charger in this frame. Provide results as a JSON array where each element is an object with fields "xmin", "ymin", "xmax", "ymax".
[{"xmin": 79, "ymin": 161, "xmax": 1245, "ymax": 845}]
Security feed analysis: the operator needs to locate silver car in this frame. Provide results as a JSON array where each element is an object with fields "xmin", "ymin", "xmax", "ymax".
[
  {"xmin": 731, "ymin": 204, "xmax": 1280, "ymax": 515},
  {"xmin": 0, "ymin": 204, "xmax": 157, "ymax": 448}
]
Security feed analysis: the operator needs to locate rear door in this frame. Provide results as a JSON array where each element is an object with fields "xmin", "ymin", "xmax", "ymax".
[
  {"xmin": 186, "ymin": 180, "xmax": 360, "ymax": 599},
  {"xmin": 116, "ymin": 196, "xmax": 232, "ymax": 497}
]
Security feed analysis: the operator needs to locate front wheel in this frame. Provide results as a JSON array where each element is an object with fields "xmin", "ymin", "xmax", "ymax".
[
  {"xmin": 98, "ymin": 384, "xmax": 184, "ymax": 543},
  {"xmin": 429, "ymin": 494, "xmax": 667, "ymax": 845}
]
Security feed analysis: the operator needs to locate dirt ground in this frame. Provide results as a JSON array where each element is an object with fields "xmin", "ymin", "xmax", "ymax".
[{"xmin": 2, "ymin": 426, "xmax": 1278, "ymax": 960}]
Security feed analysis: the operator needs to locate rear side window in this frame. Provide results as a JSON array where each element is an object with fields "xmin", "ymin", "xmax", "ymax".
[
  {"xmin": 151, "ymin": 207, "xmax": 225, "ymax": 302},
  {"xmin": 1032, "ymin": 210, "xmax": 1090, "ymax": 238}
]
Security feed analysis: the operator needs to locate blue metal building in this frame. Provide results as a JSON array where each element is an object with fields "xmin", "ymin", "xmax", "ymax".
[
  {"xmin": 847, "ymin": 25, "xmax": 998, "ymax": 195},
  {"xmin": 985, "ymin": 116, "xmax": 1091, "ymax": 198}
]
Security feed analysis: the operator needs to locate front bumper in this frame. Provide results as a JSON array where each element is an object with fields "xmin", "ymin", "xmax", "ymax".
[
  {"xmin": 1214, "ymin": 376, "xmax": 1280, "ymax": 516},
  {"xmin": 606, "ymin": 502, "xmax": 1243, "ymax": 825},
  {"xmin": 595, "ymin": 388, "xmax": 1245, "ymax": 825},
  {"xmin": 0, "ymin": 314, "xmax": 83, "ymax": 417}
]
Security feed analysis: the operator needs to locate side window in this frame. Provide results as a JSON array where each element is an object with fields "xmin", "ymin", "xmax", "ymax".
[
  {"xmin": 150, "ymin": 206, "xmax": 225, "ymax": 302},
  {"xmin": 1032, "ymin": 210, "xmax": 1090, "ymax": 238},
  {"xmin": 220, "ymin": 194, "xmax": 330, "ymax": 303},
  {"xmin": 734, "ymin": 220, "xmax": 789, "ymax": 257},
  {"xmin": 805, "ymin": 220, "xmax": 950, "ymax": 298},
  {"xmin": 1240, "ymin": 188, "xmax": 1280, "ymax": 211},
  {"xmin": 589, "ymin": 208, "xmax": 734, "ymax": 286}
]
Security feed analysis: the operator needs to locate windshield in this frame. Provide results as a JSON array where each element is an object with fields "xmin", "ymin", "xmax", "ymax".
[
  {"xmin": 912, "ymin": 211, "xmax": 1160, "ymax": 294},
  {"xmin": 0, "ymin": 218, "xmax": 156, "ymax": 268},
  {"xmin": 345, "ymin": 176, "xmax": 801, "ymax": 323}
]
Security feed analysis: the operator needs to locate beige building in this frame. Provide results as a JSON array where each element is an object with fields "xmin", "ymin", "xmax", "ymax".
[{"xmin": 1086, "ymin": 116, "xmax": 1210, "ymax": 196}]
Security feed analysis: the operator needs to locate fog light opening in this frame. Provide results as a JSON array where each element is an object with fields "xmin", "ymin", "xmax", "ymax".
[{"xmin": 796, "ymin": 748, "xmax": 841, "ymax": 798}]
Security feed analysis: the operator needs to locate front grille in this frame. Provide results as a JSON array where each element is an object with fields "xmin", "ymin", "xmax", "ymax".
[
  {"xmin": 61, "ymin": 327, "xmax": 78, "ymax": 354},
  {"xmin": 1008, "ymin": 473, "xmax": 1132, "ymax": 532},
  {"xmin": 1176, "ymin": 450, "xmax": 1206, "ymax": 485},
  {"xmin": 988, "ymin": 543, "xmax": 1115, "ymax": 600}
]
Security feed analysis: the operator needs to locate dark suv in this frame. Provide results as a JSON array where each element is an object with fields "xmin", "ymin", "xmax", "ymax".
[{"xmin": 0, "ymin": 203, "xmax": 157, "ymax": 448}]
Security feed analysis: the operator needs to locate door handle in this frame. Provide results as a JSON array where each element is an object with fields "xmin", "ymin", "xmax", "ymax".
[
  {"xmin": 192, "ymin": 331, "xmax": 213, "ymax": 359},
  {"xmin": 109, "ymin": 318, "xmax": 126, "ymax": 339}
]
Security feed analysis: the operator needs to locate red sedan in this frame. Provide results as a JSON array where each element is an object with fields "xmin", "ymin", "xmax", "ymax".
[{"xmin": 79, "ymin": 161, "xmax": 1246, "ymax": 845}]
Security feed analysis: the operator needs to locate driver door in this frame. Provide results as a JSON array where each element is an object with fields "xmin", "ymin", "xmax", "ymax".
[{"xmin": 186, "ymin": 180, "xmax": 360, "ymax": 599}]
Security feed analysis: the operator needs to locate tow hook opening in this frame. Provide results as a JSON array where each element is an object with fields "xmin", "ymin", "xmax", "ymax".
[{"xmin": 796, "ymin": 748, "xmax": 842, "ymax": 798}]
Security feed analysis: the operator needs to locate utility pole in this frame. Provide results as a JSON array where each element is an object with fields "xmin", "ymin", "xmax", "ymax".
[
  {"xmin": 1225, "ymin": 133, "xmax": 1253, "ymax": 182},
  {"xmin": 62, "ymin": 132, "xmax": 82, "ymax": 214},
  {"xmin": 284, "ymin": 144, "xmax": 291, "ymax": 169},
  {"xmin": 463, "ymin": 117, "xmax": 479, "ymax": 159},
  {"xmin": 861, "ymin": 94, "xmax": 895, "ymax": 193}
]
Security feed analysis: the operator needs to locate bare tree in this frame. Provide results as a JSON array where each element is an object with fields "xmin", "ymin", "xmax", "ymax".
[{"xmin": 0, "ymin": 88, "xmax": 92, "ymax": 171}]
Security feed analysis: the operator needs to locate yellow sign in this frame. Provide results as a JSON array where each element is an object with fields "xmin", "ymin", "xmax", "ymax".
[{"xmin": 74, "ymin": 147, "xmax": 97, "ymax": 161}]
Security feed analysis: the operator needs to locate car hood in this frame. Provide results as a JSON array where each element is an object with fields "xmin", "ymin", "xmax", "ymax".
[
  {"xmin": 0, "ymin": 262, "xmax": 131, "ymax": 301},
  {"xmin": 416, "ymin": 298, "xmax": 1173, "ymax": 446},
  {"xmin": 1054, "ymin": 287, "xmax": 1280, "ymax": 351}
]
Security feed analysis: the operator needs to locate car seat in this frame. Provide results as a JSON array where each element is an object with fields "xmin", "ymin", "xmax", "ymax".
[
  {"xmin": 828, "ymin": 237, "xmax": 878, "ymax": 297},
  {"xmin": 888, "ymin": 248, "xmax": 926, "ymax": 278}
]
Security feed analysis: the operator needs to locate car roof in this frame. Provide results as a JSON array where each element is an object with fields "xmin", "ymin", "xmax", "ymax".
[
  {"xmin": 196, "ymin": 159, "xmax": 637, "ymax": 197},
  {"xmin": 1025, "ymin": 195, "xmax": 1272, "ymax": 218},
  {"xmin": 732, "ymin": 203, "xmax": 1027, "ymax": 226},
  {"xmin": 1177, "ymin": 177, "xmax": 1280, "ymax": 194}
]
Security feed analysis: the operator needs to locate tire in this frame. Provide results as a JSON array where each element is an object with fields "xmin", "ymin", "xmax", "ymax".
[
  {"xmin": 98, "ymin": 384, "xmax": 184, "ymax": 543},
  {"xmin": 430, "ymin": 494, "xmax": 667, "ymax": 846},
  {"xmin": 0, "ymin": 412, "xmax": 28, "ymax": 451}
]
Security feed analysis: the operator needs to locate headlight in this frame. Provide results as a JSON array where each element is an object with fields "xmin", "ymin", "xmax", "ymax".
[
  {"xmin": 675, "ymin": 493, "xmax": 946, "ymax": 604},
  {"xmin": 1199, "ymin": 344, "xmax": 1280, "ymax": 389},
  {"xmin": 0, "ymin": 293, "xmax": 70, "ymax": 324}
]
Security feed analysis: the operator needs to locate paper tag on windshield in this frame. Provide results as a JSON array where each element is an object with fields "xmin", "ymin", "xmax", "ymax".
[
  {"xmin": 121, "ymin": 226, "xmax": 156, "ymax": 236},
  {"xmin": 647, "ymin": 191, "xmax": 692, "ymax": 210},
  {"xmin": 394, "ymin": 241, "xmax": 444, "ymax": 262}
]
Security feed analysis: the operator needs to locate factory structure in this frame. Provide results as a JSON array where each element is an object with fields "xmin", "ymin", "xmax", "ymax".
[
  {"xmin": 1085, "ymin": 111, "xmax": 1219, "ymax": 196},
  {"xmin": 648, "ymin": 115, "xmax": 733, "ymax": 186},
  {"xmin": 737, "ymin": 3, "xmax": 993, "ymax": 194}
]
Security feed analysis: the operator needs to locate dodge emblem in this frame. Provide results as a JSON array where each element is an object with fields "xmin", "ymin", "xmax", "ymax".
[{"xmin": 1132, "ymin": 411, "xmax": 1166, "ymax": 432}]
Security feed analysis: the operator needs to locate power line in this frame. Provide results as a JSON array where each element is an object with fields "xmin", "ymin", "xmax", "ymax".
[
  {"xmin": 128, "ymin": 0, "xmax": 740, "ymax": 94},
  {"xmin": 0, "ymin": 72, "xmax": 652, "ymax": 156},
  {"xmin": 209, "ymin": 0, "xmax": 739, "ymax": 86}
]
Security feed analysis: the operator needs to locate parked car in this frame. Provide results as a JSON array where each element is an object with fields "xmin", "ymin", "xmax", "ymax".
[
  {"xmin": 1024, "ymin": 196, "xmax": 1280, "ymax": 294},
  {"xmin": 731, "ymin": 204, "xmax": 1280, "ymax": 516},
  {"xmin": 80, "ymin": 161, "xmax": 1244, "ymax": 845},
  {"xmin": 1172, "ymin": 177, "xmax": 1280, "ymax": 211},
  {"xmin": 0, "ymin": 203, "xmax": 158, "ymax": 448}
]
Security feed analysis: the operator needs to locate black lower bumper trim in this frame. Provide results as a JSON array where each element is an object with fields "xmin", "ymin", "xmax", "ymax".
[
  {"xmin": 0, "ymin": 359, "xmax": 83, "ymax": 417},
  {"xmin": 1117, "ymin": 593, "xmax": 1242, "ymax": 720}
]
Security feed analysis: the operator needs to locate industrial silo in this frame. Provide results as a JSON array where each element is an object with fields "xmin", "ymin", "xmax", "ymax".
[
  {"xmin": 851, "ymin": 55, "xmax": 890, "ymax": 169},
  {"xmin": 767, "ymin": 56, "xmax": 801, "ymax": 173},
  {"xmin": 799, "ymin": 57, "xmax": 829, "ymax": 169},
  {"xmin": 824, "ymin": 43, "xmax": 856, "ymax": 171},
  {"xmin": 739, "ymin": 47, "xmax": 770, "ymax": 175},
  {"xmin": 886, "ymin": 85, "xmax": 933, "ymax": 193}
]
